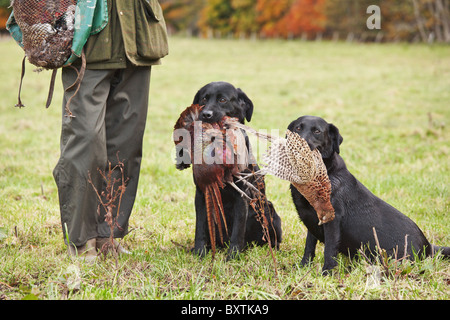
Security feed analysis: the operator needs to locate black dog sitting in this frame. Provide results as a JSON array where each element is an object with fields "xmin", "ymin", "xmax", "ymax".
[
  {"xmin": 288, "ymin": 115, "xmax": 450, "ymax": 274},
  {"xmin": 176, "ymin": 81, "xmax": 282, "ymax": 259}
]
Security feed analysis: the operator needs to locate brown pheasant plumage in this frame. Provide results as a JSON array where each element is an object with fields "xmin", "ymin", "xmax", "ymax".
[
  {"xmin": 280, "ymin": 130, "xmax": 334, "ymax": 224},
  {"xmin": 227, "ymin": 123, "xmax": 335, "ymax": 225},
  {"xmin": 173, "ymin": 104, "xmax": 249, "ymax": 259},
  {"xmin": 12, "ymin": 0, "xmax": 77, "ymax": 69}
]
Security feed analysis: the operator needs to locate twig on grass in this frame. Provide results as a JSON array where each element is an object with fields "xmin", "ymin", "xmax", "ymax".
[
  {"xmin": 360, "ymin": 228, "xmax": 412, "ymax": 298},
  {"xmin": 88, "ymin": 152, "xmax": 128, "ymax": 267},
  {"xmin": 372, "ymin": 227, "xmax": 389, "ymax": 274},
  {"xmin": 171, "ymin": 240, "xmax": 192, "ymax": 252},
  {"xmin": 247, "ymin": 172, "xmax": 279, "ymax": 277}
]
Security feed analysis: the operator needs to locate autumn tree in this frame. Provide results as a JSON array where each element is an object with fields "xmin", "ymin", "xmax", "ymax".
[
  {"xmin": 0, "ymin": 0, "xmax": 11, "ymax": 30},
  {"xmin": 411, "ymin": 0, "xmax": 450, "ymax": 42},
  {"xmin": 159, "ymin": 0, "xmax": 450, "ymax": 43},
  {"xmin": 277, "ymin": 0, "xmax": 327, "ymax": 38},
  {"xmin": 160, "ymin": 0, "xmax": 205, "ymax": 35},
  {"xmin": 380, "ymin": 0, "xmax": 417, "ymax": 41},
  {"xmin": 324, "ymin": 0, "xmax": 380, "ymax": 38},
  {"xmin": 256, "ymin": 0, "xmax": 293, "ymax": 37},
  {"xmin": 198, "ymin": 0, "xmax": 234, "ymax": 36},
  {"xmin": 230, "ymin": 0, "xmax": 259, "ymax": 36}
]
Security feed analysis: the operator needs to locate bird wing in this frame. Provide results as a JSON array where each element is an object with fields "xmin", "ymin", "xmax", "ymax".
[
  {"xmin": 173, "ymin": 104, "xmax": 203, "ymax": 133},
  {"xmin": 285, "ymin": 130, "xmax": 316, "ymax": 182},
  {"xmin": 224, "ymin": 122, "xmax": 335, "ymax": 224}
]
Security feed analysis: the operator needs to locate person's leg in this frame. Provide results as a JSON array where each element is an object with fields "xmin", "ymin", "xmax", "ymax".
[
  {"xmin": 53, "ymin": 67, "xmax": 114, "ymax": 250},
  {"xmin": 96, "ymin": 66, "xmax": 151, "ymax": 241}
]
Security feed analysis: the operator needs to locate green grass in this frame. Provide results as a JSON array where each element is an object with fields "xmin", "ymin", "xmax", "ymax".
[{"xmin": 0, "ymin": 36, "xmax": 449, "ymax": 300}]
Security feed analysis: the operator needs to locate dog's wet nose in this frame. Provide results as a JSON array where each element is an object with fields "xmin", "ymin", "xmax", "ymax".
[{"xmin": 201, "ymin": 110, "xmax": 213, "ymax": 120}]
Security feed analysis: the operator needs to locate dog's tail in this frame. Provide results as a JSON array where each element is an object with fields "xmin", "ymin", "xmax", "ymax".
[{"xmin": 432, "ymin": 245, "xmax": 450, "ymax": 258}]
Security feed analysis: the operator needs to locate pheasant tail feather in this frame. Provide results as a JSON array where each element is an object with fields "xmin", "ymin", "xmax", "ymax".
[
  {"xmin": 204, "ymin": 187, "xmax": 216, "ymax": 259},
  {"xmin": 211, "ymin": 182, "xmax": 228, "ymax": 238},
  {"xmin": 204, "ymin": 182, "xmax": 229, "ymax": 260}
]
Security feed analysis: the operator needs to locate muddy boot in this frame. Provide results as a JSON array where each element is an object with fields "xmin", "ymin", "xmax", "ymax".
[
  {"xmin": 68, "ymin": 238, "xmax": 97, "ymax": 263},
  {"xmin": 96, "ymin": 238, "xmax": 131, "ymax": 255}
]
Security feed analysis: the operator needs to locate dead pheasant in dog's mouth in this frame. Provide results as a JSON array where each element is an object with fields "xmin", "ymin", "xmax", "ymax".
[
  {"xmin": 173, "ymin": 104, "xmax": 250, "ymax": 259},
  {"xmin": 227, "ymin": 122, "xmax": 335, "ymax": 225}
]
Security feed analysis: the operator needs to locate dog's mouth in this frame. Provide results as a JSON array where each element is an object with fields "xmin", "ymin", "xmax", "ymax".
[
  {"xmin": 292, "ymin": 131, "xmax": 318, "ymax": 153},
  {"xmin": 306, "ymin": 141, "xmax": 322, "ymax": 155}
]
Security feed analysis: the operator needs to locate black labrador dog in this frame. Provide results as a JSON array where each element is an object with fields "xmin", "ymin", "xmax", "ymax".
[
  {"xmin": 176, "ymin": 81, "xmax": 282, "ymax": 259},
  {"xmin": 288, "ymin": 115, "xmax": 450, "ymax": 274}
]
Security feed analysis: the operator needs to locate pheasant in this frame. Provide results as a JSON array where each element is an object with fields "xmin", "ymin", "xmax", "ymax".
[
  {"xmin": 173, "ymin": 104, "xmax": 251, "ymax": 259},
  {"xmin": 227, "ymin": 122, "xmax": 335, "ymax": 225}
]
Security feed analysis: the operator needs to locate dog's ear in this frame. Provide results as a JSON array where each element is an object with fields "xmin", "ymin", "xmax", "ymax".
[
  {"xmin": 192, "ymin": 89, "xmax": 202, "ymax": 105},
  {"xmin": 193, "ymin": 83, "xmax": 208, "ymax": 105},
  {"xmin": 287, "ymin": 119, "xmax": 298, "ymax": 132},
  {"xmin": 328, "ymin": 123, "xmax": 343, "ymax": 155},
  {"xmin": 237, "ymin": 88, "xmax": 253, "ymax": 122}
]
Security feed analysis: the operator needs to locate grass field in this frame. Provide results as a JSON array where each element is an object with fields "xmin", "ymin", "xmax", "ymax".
[{"xmin": 0, "ymin": 36, "xmax": 449, "ymax": 301}]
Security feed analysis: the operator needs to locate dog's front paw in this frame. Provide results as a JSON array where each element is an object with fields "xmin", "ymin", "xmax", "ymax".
[
  {"xmin": 226, "ymin": 246, "xmax": 242, "ymax": 261},
  {"xmin": 300, "ymin": 255, "xmax": 314, "ymax": 267},
  {"xmin": 191, "ymin": 246, "xmax": 209, "ymax": 258},
  {"xmin": 321, "ymin": 262, "xmax": 337, "ymax": 276}
]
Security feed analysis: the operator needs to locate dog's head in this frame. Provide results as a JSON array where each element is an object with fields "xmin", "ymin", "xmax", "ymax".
[
  {"xmin": 287, "ymin": 115, "xmax": 343, "ymax": 159},
  {"xmin": 193, "ymin": 81, "xmax": 254, "ymax": 124}
]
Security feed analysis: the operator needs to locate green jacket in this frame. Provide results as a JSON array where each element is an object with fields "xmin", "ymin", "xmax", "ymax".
[
  {"xmin": 84, "ymin": 0, "xmax": 169, "ymax": 69},
  {"xmin": 7, "ymin": 0, "xmax": 169, "ymax": 69}
]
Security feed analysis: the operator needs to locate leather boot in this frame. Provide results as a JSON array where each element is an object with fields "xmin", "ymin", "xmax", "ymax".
[
  {"xmin": 96, "ymin": 238, "xmax": 131, "ymax": 255},
  {"xmin": 68, "ymin": 238, "xmax": 97, "ymax": 263}
]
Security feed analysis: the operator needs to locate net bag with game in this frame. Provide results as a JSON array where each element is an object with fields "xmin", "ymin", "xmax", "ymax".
[
  {"xmin": 12, "ymin": 0, "xmax": 76, "ymax": 69},
  {"xmin": 11, "ymin": 0, "xmax": 81, "ymax": 116}
]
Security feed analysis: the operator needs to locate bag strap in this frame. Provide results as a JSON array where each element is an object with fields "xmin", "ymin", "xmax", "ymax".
[
  {"xmin": 14, "ymin": 48, "xmax": 86, "ymax": 118},
  {"xmin": 45, "ymin": 69, "xmax": 58, "ymax": 108},
  {"xmin": 15, "ymin": 57, "xmax": 26, "ymax": 108},
  {"xmin": 64, "ymin": 48, "xmax": 86, "ymax": 118}
]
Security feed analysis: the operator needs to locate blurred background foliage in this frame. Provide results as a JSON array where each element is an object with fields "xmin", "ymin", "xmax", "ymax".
[
  {"xmin": 0, "ymin": 0, "xmax": 11, "ymax": 30},
  {"xmin": 159, "ymin": 0, "xmax": 450, "ymax": 42},
  {"xmin": 0, "ymin": 0, "xmax": 449, "ymax": 43}
]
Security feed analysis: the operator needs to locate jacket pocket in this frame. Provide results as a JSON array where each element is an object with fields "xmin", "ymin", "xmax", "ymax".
[{"xmin": 138, "ymin": 0, "xmax": 169, "ymax": 60}]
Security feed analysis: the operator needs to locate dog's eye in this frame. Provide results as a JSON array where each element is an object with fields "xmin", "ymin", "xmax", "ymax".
[
  {"xmin": 201, "ymin": 97, "xmax": 207, "ymax": 103},
  {"xmin": 295, "ymin": 126, "xmax": 302, "ymax": 132},
  {"xmin": 218, "ymin": 97, "xmax": 227, "ymax": 103},
  {"xmin": 314, "ymin": 129, "xmax": 321, "ymax": 134}
]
